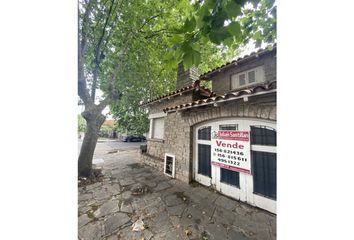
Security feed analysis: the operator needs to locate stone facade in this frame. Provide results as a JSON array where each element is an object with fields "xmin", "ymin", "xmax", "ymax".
[
  {"xmin": 142, "ymin": 93, "xmax": 276, "ymax": 183},
  {"xmin": 141, "ymin": 48, "xmax": 276, "ymax": 184}
]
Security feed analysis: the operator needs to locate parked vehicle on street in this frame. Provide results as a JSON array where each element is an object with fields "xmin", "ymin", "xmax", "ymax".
[{"xmin": 122, "ymin": 135, "xmax": 146, "ymax": 142}]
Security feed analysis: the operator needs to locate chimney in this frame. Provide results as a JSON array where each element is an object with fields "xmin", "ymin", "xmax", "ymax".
[{"xmin": 176, "ymin": 61, "xmax": 199, "ymax": 90}]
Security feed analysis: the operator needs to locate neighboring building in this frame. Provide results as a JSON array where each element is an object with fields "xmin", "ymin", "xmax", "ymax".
[
  {"xmin": 100, "ymin": 119, "xmax": 117, "ymax": 138},
  {"xmin": 140, "ymin": 46, "xmax": 276, "ymax": 213}
]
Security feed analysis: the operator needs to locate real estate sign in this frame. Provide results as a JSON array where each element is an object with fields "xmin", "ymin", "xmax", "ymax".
[{"xmin": 211, "ymin": 130, "xmax": 251, "ymax": 174}]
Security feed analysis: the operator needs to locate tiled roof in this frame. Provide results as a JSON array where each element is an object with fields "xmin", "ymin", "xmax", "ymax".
[
  {"xmin": 140, "ymin": 80, "xmax": 213, "ymax": 106},
  {"xmin": 103, "ymin": 119, "xmax": 115, "ymax": 127},
  {"xmin": 200, "ymin": 44, "xmax": 276, "ymax": 80},
  {"xmin": 163, "ymin": 81, "xmax": 276, "ymax": 113}
]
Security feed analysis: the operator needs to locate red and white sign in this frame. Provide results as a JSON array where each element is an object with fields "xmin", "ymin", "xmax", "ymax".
[{"xmin": 211, "ymin": 130, "xmax": 251, "ymax": 174}]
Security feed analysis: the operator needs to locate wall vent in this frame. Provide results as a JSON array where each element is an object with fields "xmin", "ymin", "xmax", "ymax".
[{"xmin": 164, "ymin": 153, "xmax": 175, "ymax": 178}]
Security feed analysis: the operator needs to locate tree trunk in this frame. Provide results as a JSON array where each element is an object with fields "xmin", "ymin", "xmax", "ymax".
[{"xmin": 78, "ymin": 110, "xmax": 106, "ymax": 177}]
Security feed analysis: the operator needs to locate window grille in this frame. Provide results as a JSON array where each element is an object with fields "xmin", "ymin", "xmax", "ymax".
[
  {"xmin": 198, "ymin": 126, "xmax": 211, "ymax": 140},
  {"xmin": 250, "ymin": 126, "xmax": 276, "ymax": 146},
  {"xmin": 219, "ymin": 124, "xmax": 237, "ymax": 130},
  {"xmin": 252, "ymin": 151, "xmax": 276, "ymax": 200},
  {"xmin": 198, "ymin": 144, "xmax": 211, "ymax": 177}
]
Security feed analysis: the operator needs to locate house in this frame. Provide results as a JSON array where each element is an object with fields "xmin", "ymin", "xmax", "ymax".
[
  {"xmin": 140, "ymin": 46, "xmax": 276, "ymax": 213},
  {"xmin": 100, "ymin": 119, "xmax": 117, "ymax": 138}
]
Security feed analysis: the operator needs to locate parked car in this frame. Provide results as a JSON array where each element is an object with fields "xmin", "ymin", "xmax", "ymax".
[{"xmin": 122, "ymin": 135, "xmax": 146, "ymax": 142}]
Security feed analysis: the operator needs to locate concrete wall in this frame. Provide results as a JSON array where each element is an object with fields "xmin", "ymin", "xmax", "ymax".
[{"xmin": 211, "ymin": 51, "xmax": 276, "ymax": 95}]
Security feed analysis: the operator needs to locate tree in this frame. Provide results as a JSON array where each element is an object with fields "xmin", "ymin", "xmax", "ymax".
[
  {"xmin": 78, "ymin": 114, "xmax": 86, "ymax": 135},
  {"xmin": 164, "ymin": 0, "xmax": 277, "ymax": 69},
  {"xmin": 78, "ymin": 0, "xmax": 276, "ymax": 177},
  {"xmin": 78, "ymin": 0, "xmax": 195, "ymax": 177}
]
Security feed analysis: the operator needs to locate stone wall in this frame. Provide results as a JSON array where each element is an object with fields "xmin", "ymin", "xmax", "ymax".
[
  {"xmin": 146, "ymin": 140, "xmax": 164, "ymax": 160},
  {"xmin": 141, "ymin": 93, "xmax": 276, "ymax": 184},
  {"xmin": 212, "ymin": 52, "xmax": 276, "ymax": 95},
  {"xmin": 176, "ymin": 63, "xmax": 199, "ymax": 89},
  {"xmin": 163, "ymin": 112, "xmax": 192, "ymax": 183},
  {"xmin": 141, "ymin": 152, "xmax": 164, "ymax": 172}
]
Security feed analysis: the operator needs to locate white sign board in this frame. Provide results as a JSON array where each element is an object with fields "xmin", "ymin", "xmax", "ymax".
[{"xmin": 211, "ymin": 130, "xmax": 251, "ymax": 174}]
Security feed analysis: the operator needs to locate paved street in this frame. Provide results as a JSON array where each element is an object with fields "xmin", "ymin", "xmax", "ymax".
[
  {"xmin": 78, "ymin": 139, "xmax": 144, "ymax": 153},
  {"xmin": 78, "ymin": 141, "xmax": 276, "ymax": 240}
]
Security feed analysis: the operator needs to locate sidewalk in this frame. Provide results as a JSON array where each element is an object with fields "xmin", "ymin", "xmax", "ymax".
[{"xmin": 78, "ymin": 149, "xmax": 276, "ymax": 240}]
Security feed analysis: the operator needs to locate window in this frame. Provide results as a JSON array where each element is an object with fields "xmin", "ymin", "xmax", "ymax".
[
  {"xmin": 248, "ymin": 71, "xmax": 256, "ymax": 83},
  {"xmin": 152, "ymin": 117, "xmax": 164, "ymax": 139},
  {"xmin": 252, "ymin": 151, "xmax": 276, "ymax": 200},
  {"xmin": 251, "ymin": 126, "xmax": 276, "ymax": 146},
  {"xmin": 198, "ymin": 144, "xmax": 211, "ymax": 177},
  {"xmin": 198, "ymin": 126, "xmax": 211, "ymax": 140},
  {"xmin": 251, "ymin": 126, "xmax": 276, "ymax": 200},
  {"xmin": 239, "ymin": 74, "xmax": 246, "ymax": 86},
  {"xmin": 220, "ymin": 168, "xmax": 240, "ymax": 187},
  {"xmin": 219, "ymin": 124, "xmax": 238, "ymax": 130},
  {"xmin": 231, "ymin": 66, "xmax": 265, "ymax": 89}
]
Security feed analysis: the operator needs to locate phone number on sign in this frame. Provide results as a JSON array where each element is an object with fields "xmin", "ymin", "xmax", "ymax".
[
  {"xmin": 217, "ymin": 158, "xmax": 242, "ymax": 166},
  {"xmin": 214, "ymin": 148, "xmax": 244, "ymax": 155}
]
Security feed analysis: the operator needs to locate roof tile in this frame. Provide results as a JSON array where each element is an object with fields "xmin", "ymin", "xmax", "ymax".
[{"xmin": 163, "ymin": 81, "xmax": 276, "ymax": 113}]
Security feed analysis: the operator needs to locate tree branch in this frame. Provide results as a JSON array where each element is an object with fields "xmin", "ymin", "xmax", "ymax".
[
  {"xmin": 78, "ymin": 0, "xmax": 94, "ymax": 105},
  {"xmin": 91, "ymin": 0, "xmax": 116, "ymax": 101}
]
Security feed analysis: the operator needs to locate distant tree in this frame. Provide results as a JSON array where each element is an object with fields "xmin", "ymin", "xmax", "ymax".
[{"xmin": 99, "ymin": 124, "xmax": 114, "ymax": 138}]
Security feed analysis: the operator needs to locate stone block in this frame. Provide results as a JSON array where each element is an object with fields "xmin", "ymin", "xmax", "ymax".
[
  {"xmin": 269, "ymin": 106, "xmax": 276, "ymax": 120},
  {"xmin": 243, "ymin": 104, "xmax": 249, "ymax": 117},
  {"xmin": 248, "ymin": 104, "xmax": 257, "ymax": 117},
  {"xmin": 256, "ymin": 106, "xmax": 263, "ymax": 118},
  {"xmin": 94, "ymin": 199, "xmax": 120, "ymax": 218},
  {"xmin": 104, "ymin": 213, "xmax": 130, "ymax": 235},
  {"xmin": 78, "ymin": 221, "xmax": 103, "ymax": 240},
  {"xmin": 261, "ymin": 106, "xmax": 270, "ymax": 119},
  {"xmin": 237, "ymin": 105, "xmax": 244, "ymax": 117}
]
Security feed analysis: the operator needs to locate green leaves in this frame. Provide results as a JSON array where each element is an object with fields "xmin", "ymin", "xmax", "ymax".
[
  {"xmin": 226, "ymin": 21, "xmax": 241, "ymax": 36},
  {"xmin": 164, "ymin": 0, "xmax": 276, "ymax": 69},
  {"xmin": 182, "ymin": 48, "xmax": 201, "ymax": 69},
  {"xmin": 225, "ymin": 1, "xmax": 241, "ymax": 18},
  {"xmin": 209, "ymin": 27, "xmax": 231, "ymax": 44},
  {"xmin": 183, "ymin": 16, "xmax": 196, "ymax": 32}
]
